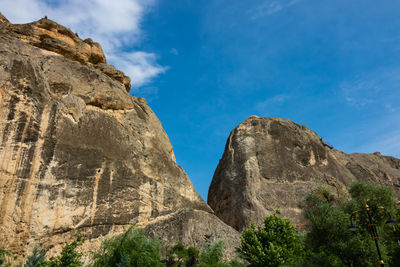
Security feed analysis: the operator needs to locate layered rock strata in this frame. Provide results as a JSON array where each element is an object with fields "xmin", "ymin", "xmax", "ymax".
[
  {"xmin": 208, "ymin": 116, "xmax": 400, "ymax": 231},
  {"xmin": 0, "ymin": 14, "xmax": 239, "ymax": 259},
  {"xmin": 1, "ymin": 14, "xmax": 130, "ymax": 91}
]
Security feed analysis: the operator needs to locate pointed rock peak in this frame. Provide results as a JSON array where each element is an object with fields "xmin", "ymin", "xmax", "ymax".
[
  {"xmin": 245, "ymin": 115, "xmax": 261, "ymax": 120},
  {"xmin": 0, "ymin": 13, "xmax": 10, "ymax": 25},
  {"xmin": 0, "ymin": 13, "xmax": 229, "ymax": 259},
  {"xmin": 208, "ymin": 116, "xmax": 400, "ymax": 231}
]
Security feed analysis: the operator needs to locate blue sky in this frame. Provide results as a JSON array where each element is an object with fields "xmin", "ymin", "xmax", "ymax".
[{"xmin": 2, "ymin": 0, "xmax": 400, "ymax": 200}]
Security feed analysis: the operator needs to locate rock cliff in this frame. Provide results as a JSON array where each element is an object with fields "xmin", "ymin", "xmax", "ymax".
[
  {"xmin": 0, "ymin": 14, "xmax": 239, "ymax": 259},
  {"xmin": 208, "ymin": 116, "xmax": 400, "ymax": 231}
]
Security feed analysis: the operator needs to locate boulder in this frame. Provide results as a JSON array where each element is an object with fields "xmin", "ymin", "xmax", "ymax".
[
  {"xmin": 144, "ymin": 209, "xmax": 240, "ymax": 260},
  {"xmin": 94, "ymin": 63, "xmax": 131, "ymax": 92}
]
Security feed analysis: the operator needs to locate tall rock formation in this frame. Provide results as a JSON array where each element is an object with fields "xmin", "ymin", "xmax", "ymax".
[
  {"xmin": 208, "ymin": 116, "xmax": 400, "ymax": 231},
  {"xmin": 0, "ymin": 14, "xmax": 239, "ymax": 259}
]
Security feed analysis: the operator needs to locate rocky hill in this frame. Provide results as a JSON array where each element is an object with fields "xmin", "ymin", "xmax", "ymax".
[
  {"xmin": 208, "ymin": 116, "xmax": 400, "ymax": 231},
  {"xmin": 2, "ymin": 12, "xmax": 399, "ymax": 263},
  {"xmin": 0, "ymin": 14, "xmax": 239, "ymax": 259}
]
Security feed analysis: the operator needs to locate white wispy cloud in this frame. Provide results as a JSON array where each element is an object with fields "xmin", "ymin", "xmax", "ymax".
[
  {"xmin": 339, "ymin": 68, "xmax": 400, "ymax": 109},
  {"xmin": 170, "ymin": 48, "xmax": 179, "ymax": 55},
  {"xmin": 255, "ymin": 94, "xmax": 290, "ymax": 112},
  {"xmin": 0, "ymin": 0, "xmax": 165, "ymax": 88},
  {"xmin": 134, "ymin": 86, "xmax": 159, "ymax": 102},
  {"xmin": 384, "ymin": 104, "xmax": 397, "ymax": 113},
  {"xmin": 338, "ymin": 69, "xmax": 400, "ymax": 157},
  {"xmin": 248, "ymin": 0, "xmax": 302, "ymax": 20},
  {"xmin": 358, "ymin": 130, "xmax": 400, "ymax": 158},
  {"xmin": 108, "ymin": 52, "xmax": 167, "ymax": 87}
]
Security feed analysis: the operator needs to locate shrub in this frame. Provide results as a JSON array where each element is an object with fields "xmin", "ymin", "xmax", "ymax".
[
  {"xmin": 164, "ymin": 242, "xmax": 199, "ymax": 267},
  {"xmin": 238, "ymin": 210, "xmax": 303, "ymax": 267},
  {"xmin": 198, "ymin": 241, "xmax": 244, "ymax": 267},
  {"xmin": 0, "ymin": 248, "xmax": 15, "ymax": 267},
  {"xmin": 91, "ymin": 226, "xmax": 163, "ymax": 267},
  {"xmin": 25, "ymin": 247, "xmax": 47, "ymax": 267},
  {"xmin": 47, "ymin": 236, "xmax": 84, "ymax": 267},
  {"xmin": 301, "ymin": 182, "xmax": 398, "ymax": 266}
]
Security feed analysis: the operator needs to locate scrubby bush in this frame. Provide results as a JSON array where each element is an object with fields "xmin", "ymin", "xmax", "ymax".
[
  {"xmin": 197, "ymin": 241, "xmax": 244, "ymax": 267},
  {"xmin": 237, "ymin": 182, "xmax": 399, "ymax": 266},
  {"xmin": 238, "ymin": 210, "xmax": 303, "ymax": 267},
  {"xmin": 91, "ymin": 227, "xmax": 243, "ymax": 267},
  {"xmin": 300, "ymin": 182, "xmax": 399, "ymax": 266},
  {"xmin": 164, "ymin": 242, "xmax": 199, "ymax": 267},
  {"xmin": 7, "ymin": 181, "xmax": 398, "ymax": 266},
  {"xmin": 47, "ymin": 236, "xmax": 84, "ymax": 267},
  {"xmin": 91, "ymin": 226, "xmax": 163, "ymax": 267},
  {"xmin": 25, "ymin": 247, "xmax": 47, "ymax": 267},
  {"xmin": 0, "ymin": 248, "xmax": 15, "ymax": 267}
]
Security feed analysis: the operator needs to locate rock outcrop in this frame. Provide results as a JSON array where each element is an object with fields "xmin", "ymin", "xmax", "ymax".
[
  {"xmin": 144, "ymin": 209, "xmax": 240, "ymax": 259},
  {"xmin": 0, "ymin": 14, "xmax": 239, "ymax": 259},
  {"xmin": 208, "ymin": 116, "xmax": 400, "ymax": 231},
  {"xmin": 2, "ymin": 14, "xmax": 131, "ymax": 91}
]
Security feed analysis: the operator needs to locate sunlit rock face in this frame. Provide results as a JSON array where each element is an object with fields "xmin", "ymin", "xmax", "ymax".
[
  {"xmin": 208, "ymin": 116, "xmax": 400, "ymax": 231},
  {"xmin": 0, "ymin": 13, "xmax": 239, "ymax": 259}
]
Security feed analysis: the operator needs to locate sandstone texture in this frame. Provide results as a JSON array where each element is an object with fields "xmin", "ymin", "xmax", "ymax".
[
  {"xmin": 2, "ymin": 14, "xmax": 131, "ymax": 92},
  {"xmin": 144, "ymin": 209, "xmax": 240, "ymax": 260},
  {"xmin": 0, "ymin": 14, "xmax": 239, "ymax": 259},
  {"xmin": 208, "ymin": 116, "xmax": 400, "ymax": 231}
]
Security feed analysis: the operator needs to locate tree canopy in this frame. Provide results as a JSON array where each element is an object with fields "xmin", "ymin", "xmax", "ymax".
[{"xmin": 238, "ymin": 210, "xmax": 303, "ymax": 267}]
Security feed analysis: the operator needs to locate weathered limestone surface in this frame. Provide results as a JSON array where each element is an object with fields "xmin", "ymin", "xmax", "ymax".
[
  {"xmin": 2, "ymin": 14, "xmax": 131, "ymax": 92},
  {"xmin": 208, "ymin": 116, "xmax": 400, "ymax": 231},
  {"xmin": 144, "ymin": 209, "xmax": 240, "ymax": 259},
  {"xmin": 6, "ymin": 16, "xmax": 106, "ymax": 65},
  {"xmin": 0, "ymin": 14, "xmax": 240, "ymax": 259}
]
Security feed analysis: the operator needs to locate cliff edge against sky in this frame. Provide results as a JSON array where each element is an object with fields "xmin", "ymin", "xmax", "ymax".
[
  {"xmin": 0, "ymin": 14, "xmax": 239, "ymax": 258},
  {"xmin": 208, "ymin": 116, "xmax": 400, "ymax": 231}
]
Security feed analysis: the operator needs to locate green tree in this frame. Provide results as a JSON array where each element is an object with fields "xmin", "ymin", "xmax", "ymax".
[
  {"xmin": 386, "ymin": 223, "xmax": 400, "ymax": 267},
  {"xmin": 301, "ymin": 182, "xmax": 399, "ymax": 266},
  {"xmin": 163, "ymin": 241, "xmax": 242, "ymax": 267},
  {"xmin": 47, "ymin": 236, "xmax": 84, "ymax": 267},
  {"xmin": 197, "ymin": 241, "xmax": 244, "ymax": 267},
  {"xmin": 0, "ymin": 248, "xmax": 15, "ymax": 267},
  {"xmin": 91, "ymin": 226, "xmax": 163, "ymax": 267},
  {"xmin": 187, "ymin": 247, "xmax": 200, "ymax": 267},
  {"xmin": 25, "ymin": 247, "xmax": 47, "ymax": 267},
  {"xmin": 164, "ymin": 243, "xmax": 199, "ymax": 267},
  {"xmin": 238, "ymin": 210, "xmax": 303, "ymax": 267}
]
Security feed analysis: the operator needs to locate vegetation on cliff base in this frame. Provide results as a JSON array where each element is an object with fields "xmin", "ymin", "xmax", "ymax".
[
  {"xmin": 14, "ymin": 228, "xmax": 242, "ymax": 267},
  {"xmin": 91, "ymin": 227, "xmax": 163, "ymax": 267},
  {"xmin": 237, "ymin": 210, "xmax": 303, "ymax": 266},
  {"xmin": 0, "ymin": 248, "xmax": 16, "ymax": 266},
  {"xmin": 90, "ymin": 229, "xmax": 242, "ymax": 267},
  {"xmin": 300, "ymin": 182, "xmax": 400, "ymax": 266},
  {"xmin": 25, "ymin": 247, "xmax": 46, "ymax": 267},
  {"xmin": 237, "ymin": 182, "xmax": 400, "ymax": 267},
  {"xmin": 3, "ymin": 182, "xmax": 399, "ymax": 266}
]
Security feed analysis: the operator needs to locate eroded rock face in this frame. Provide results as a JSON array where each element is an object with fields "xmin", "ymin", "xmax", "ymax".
[
  {"xmin": 2, "ymin": 15, "xmax": 131, "ymax": 92},
  {"xmin": 208, "ymin": 116, "xmax": 400, "ymax": 231},
  {"xmin": 144, "ymin": 209, "xmax": 240, "ymax": 260},
  {"xmin": 94, "ymin": 63, "xmax": 131, "ymax": 92},
  {"xmin": 6, "ymin": 17, "xmax": 106, "ymax": 64},
  {"xmin": 0, "ymin": 14, "xmax": 237, "ymax": 258}
]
